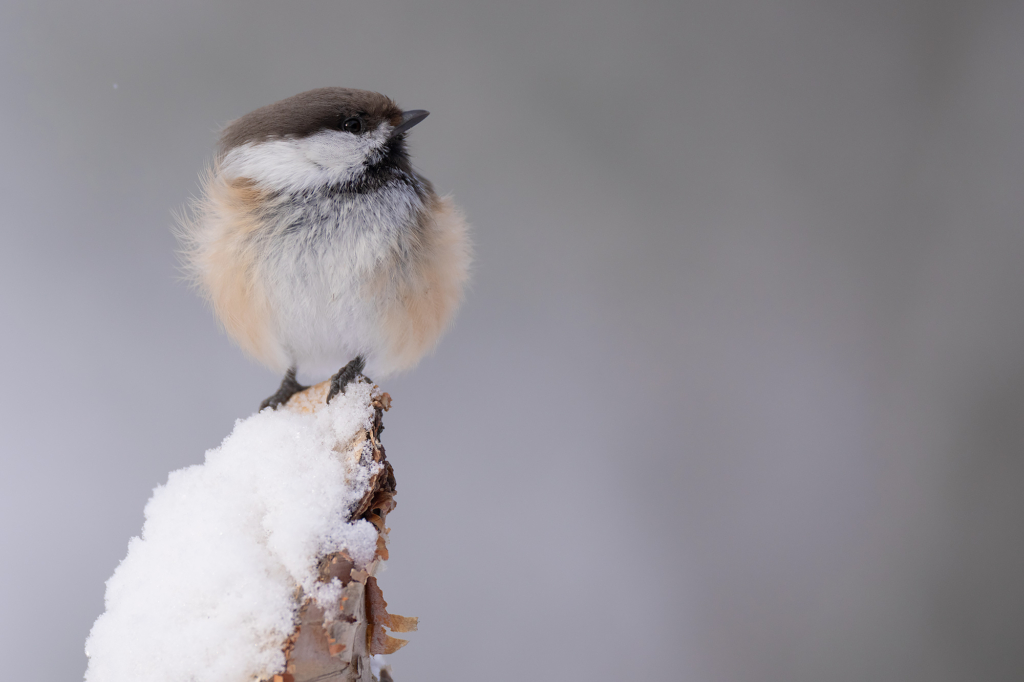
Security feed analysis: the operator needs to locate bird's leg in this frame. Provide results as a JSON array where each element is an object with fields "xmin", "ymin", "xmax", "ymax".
[
  {"xmin": 326, "ymin": 356, "xmax": 366, "ymax": 404},
  {"xmin": 260, "ymin": 366, "xmax": 307, "ymax": 411}
]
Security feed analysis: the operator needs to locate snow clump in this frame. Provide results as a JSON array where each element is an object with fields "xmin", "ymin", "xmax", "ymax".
[{"xmin": 84, "ymin": 381, "xmax": 381, "ymax": 682}]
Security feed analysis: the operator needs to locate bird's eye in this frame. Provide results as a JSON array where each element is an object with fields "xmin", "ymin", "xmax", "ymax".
[{"xmin": 342, "ymin": 117, "xmax": 363, "ymax": 134}]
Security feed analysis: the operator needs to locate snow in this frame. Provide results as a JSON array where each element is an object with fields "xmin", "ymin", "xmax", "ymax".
[
  {"xmin": 84, "ymin": 381, "xmax": 382, "ymax": 682},
  {"xmin": 369, "ymin": 654, "xmax": 390, "ymax": 679}
]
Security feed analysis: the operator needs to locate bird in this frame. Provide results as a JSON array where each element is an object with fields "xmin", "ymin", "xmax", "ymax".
[{"xmin": 179, "ymin": 88, "xmax": 471, "ymax": 410}]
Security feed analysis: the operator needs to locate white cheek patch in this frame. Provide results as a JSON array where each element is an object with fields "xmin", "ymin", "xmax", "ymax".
[{"xmin": 221, "ymin": 124, "xmax": 394, "ymax": 192}]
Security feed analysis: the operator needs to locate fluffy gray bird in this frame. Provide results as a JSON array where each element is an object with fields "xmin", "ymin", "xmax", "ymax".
[{"xmin": 181, "ymin": 88, "xmax": 471, "ymax": 409}]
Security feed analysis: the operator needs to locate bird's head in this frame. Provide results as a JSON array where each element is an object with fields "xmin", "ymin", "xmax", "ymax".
[{"xmin": 216, "ymin": 87, "xmax": 428, "ymax": 193}]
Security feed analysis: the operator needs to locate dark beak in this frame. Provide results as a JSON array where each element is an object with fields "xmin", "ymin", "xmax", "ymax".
[{"xmin": 390, "ymin": 110, "xmax": 429, "ymax": 138}]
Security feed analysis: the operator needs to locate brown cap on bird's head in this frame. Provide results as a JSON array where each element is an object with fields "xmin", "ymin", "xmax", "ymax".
[{"xmin": 217, "ymin": 88, "xmax": 412, "ymax": 157}]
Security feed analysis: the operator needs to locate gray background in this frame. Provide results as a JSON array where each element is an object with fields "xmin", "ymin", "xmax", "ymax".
[{"xmin": 1, "ymin": 1, "xmax": 1022, "ymax": 680}]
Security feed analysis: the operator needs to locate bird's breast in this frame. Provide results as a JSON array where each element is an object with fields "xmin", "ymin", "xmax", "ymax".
[
  {"xmin": 252, "ymin": 185, "xmax": 427, "ymax": 365},
  {"xmin": 260, "ymin": 184, "xmax": 423, "ymax": 276}
]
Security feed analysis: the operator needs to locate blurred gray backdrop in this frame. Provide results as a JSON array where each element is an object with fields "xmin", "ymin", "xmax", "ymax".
[{"xmin": 2, "ymin": 1, "xmax": 1023, "ymax": 681}]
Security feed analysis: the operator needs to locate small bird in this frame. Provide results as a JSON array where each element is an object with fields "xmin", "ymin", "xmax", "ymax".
[{"xmin": 180, "ymin": 88, "xmax": 471, "ymax": 409}]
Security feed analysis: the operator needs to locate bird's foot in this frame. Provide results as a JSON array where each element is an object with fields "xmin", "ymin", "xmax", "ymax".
[
  {"xmin": 260, "ymin": 367, "xmax": 307, "ymax": 411},
  {"xmin": 326, "ymin": 356, "xmax": 367, "ymax": 404}
]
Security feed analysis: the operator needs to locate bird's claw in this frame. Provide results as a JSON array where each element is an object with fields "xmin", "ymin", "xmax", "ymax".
[
  {"xmin": 326, "ymin": 356, "xmax": 366, "ymax": 404},
  {"xmin": 260, "ymin": 367, "xmax": 307, "ymax": 411}
]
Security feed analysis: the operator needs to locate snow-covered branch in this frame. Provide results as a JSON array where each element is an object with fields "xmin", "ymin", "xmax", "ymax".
[{"xmin": 85, "ymin": 379, "xmax": 413, "ymax": 682}]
